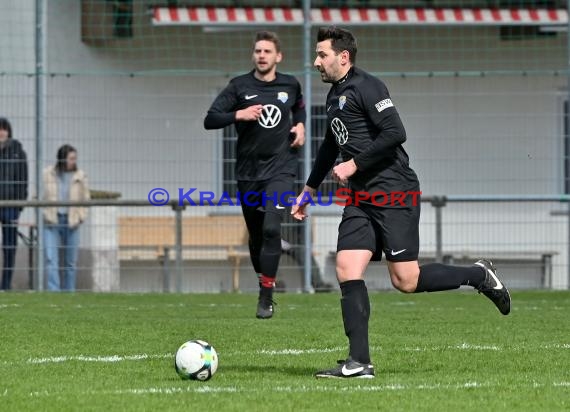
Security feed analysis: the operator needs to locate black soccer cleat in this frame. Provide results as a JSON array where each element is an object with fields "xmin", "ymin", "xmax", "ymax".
[
  {"xmin": 315, "ymin": 358, "xmax": 375, "ymax": 379},
  {"xmin": 474, "ymin": 259, "xmax": 511, "ymax": 315},
  {"xmin": 256, "ymin": 295, "xmax": 275, "ymax": 319}
]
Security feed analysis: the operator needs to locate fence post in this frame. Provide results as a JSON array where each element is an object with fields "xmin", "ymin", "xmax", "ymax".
[
  {"xmin": 302, "ymin": 0, "xmax": 314, "ymax": 293},
  {"xmin": 564, "ymin": 201, "xmax": 570, "ymax": 290},
  {"xmin": 172, "ymin": 203, "xmax": 185, "ymax": 293},
  {"xmin": 34, "ymin": 0, "xmax": 46, "ymax": 291},
  {"xmin": 567, "ymin": 0, "xmax": 570, "ymax": 289},
  {"xmin": 431, "ymin": 196, "xmax": 447, "ymax": 263},
  {"xmin": 162, "ymin": 247, "xmax": 170, "ymax": 293}
]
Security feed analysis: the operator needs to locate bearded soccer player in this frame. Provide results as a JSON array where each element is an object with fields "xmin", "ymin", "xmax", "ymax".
[
  {"xmin": 291, "ymin": 27, "xmax": 510, "ymax": 378},
  {"xmin": 204, "ymin": 31, "xmax": 306, "ymax": 319}
]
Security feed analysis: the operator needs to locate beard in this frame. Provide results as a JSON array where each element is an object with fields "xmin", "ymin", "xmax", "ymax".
[
  {"xmin": 319, "ymin": 70, "xmax": 335, "ymax": 83},
  {"xmin": 255, "ymin": 62, "xmax": 275, "ymax": 75}
]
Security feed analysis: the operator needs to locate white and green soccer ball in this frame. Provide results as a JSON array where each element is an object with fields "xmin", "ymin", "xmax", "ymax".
[{"xmin": 175, "ymin": 340, "xmax": 218, "ymax": 381}]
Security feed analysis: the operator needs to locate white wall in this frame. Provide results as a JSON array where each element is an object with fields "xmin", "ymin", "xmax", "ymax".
[
  {"xmin": 0, "ymin": 0, "xmax": 35, "ymax": 230},
  {"xmin": 0, "ymin": 0, "xmax": 37, "ymax": 205},
  {"xmin": 0, "ymin": 0, "xmax": 35, "ymax": 74}
]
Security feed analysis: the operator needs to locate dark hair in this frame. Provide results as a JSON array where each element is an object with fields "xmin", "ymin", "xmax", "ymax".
[
  {"xmin": 55, "ymin": 144, "xmax": 77, "ymax": 174},
  {"xmin": 0, "ymin": 117, "xmax": 13, "ymax": 138},
  {"xmin": 253, "ymin": 31, "xmax": 281, "ymax": 53},
  {"xmin": 317, "ymin": 26, "xmax": 357, "ymax": 64}
]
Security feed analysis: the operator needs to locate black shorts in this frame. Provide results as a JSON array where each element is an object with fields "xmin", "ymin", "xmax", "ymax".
[
  {"xmin": 237, "ymin": 173, "xmax": 296, "ymax": 217},
  {"xmin": 336, "ymin": 195, "xmax": 420, "ymax": 262}
]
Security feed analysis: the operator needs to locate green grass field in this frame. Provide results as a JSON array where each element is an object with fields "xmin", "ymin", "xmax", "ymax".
[{"xmin": 1, "ymin": 291, "xmax": 569, "ymax": 411}]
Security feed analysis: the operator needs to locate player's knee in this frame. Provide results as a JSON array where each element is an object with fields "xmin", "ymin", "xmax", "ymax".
[
  {"xmin": 262, "ymin": 215, "xmax": 281, "ymax": 240},
  {"xmin": 390, "ymin": 272, "xmax": 418, "ymax": 293},
  {"xmin": 262, "ymin": 225, "xmax": 280, "ymax": 240},
  {"xmin": 391, "ymin": 278, "xmax": 417, "ymax": 293},
  {"xmin": 337, "ymin": 270, "xmax": 362, "ymax": 284},
  {"xmin": 336, "ymin": 261, "xmax": 362, "ymax": 283}
]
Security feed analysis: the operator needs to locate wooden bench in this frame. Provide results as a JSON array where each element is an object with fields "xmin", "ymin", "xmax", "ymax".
[
  {"xmin": 118, "ymin": 215, "xmax": 249, "ymax": 291},
  {"xmin": 439, "ymin": 250, "xmax": 558, "ymax": 289},
  {"xmin": 326, "ymin": 250, "xmax": 557, "ymax": 288}
]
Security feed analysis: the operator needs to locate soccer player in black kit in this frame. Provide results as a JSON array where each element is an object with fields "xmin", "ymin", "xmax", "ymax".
[
  {"xmin": 291, "ymin": 27, "xmax": 511, "ymax": 379},
  {"xmin": 204, "ymin": 31, "xmax": 306, "ymax": 319}
]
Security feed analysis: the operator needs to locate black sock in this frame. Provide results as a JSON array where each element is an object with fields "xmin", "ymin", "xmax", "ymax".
[
  {"xmin": 259, "ymin": 275, "xmax": 275, "ymax": 300},
  {"xmin": 415, "ymin": 263, "xmax": 485, "ymax": 293},
  {"xmin": 340, "ymin": 280, "xmax": 370, "ymax": 364}
]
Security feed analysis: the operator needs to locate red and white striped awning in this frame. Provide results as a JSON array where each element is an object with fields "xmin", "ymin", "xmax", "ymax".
[{"xmin": 151, "ymin": 7, "xmax": 568, "ymax": 26}]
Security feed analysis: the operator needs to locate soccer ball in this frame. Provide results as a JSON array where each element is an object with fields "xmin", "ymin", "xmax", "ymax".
[{"xmin": 174, "ymin": 340, "xmax": 218, "ymax": 381}]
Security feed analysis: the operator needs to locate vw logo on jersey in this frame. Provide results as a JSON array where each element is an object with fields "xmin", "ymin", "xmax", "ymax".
[
  {"xmin": 331, "ymin": 117, "xmax": 348, "ymax": 145},
  {"xmin": 258, "ymin": 104, "xmax": 282, "ymax": 129}
]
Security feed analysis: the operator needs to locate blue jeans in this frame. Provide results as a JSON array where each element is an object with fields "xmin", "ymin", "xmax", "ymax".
[{"xmin": 45, "ymin": 214, "xmax": 80, "ymax": 291}]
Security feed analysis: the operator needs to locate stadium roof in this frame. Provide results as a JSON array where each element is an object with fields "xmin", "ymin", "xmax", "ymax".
[{"xmin": 150, "ymin": 7, "xmax": 568, "ymax": 27}]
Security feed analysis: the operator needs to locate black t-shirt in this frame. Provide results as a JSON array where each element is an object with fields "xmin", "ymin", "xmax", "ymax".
[
  {"xmin": 308, "ymin": 67, "xmax": 419, "ymax": 200},
  {"xmin": 204, "ymin": 71, "xmax": 305, "ymax": 181}
]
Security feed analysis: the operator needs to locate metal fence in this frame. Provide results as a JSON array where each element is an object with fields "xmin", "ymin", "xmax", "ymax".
[
  {"xmin": 1, "ymin": 0, "xmax": 570, "ymax": 291},
  {"xmin": 2, "ymin": 195, "xmax": 569, "ymax": 291}
]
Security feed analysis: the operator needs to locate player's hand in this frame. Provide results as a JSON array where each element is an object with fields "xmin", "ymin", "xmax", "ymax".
[
  {"xmin": 290, "ymin": 123, "xmax": 305, "ymax": 148},
  {"xmin": 235, "ymin": 105, "xmax": 263, "ymax": 121},
  {"xmin": 332, "ymin": 159, "xmax": 357, "ymax": 186},
  {"xmin": 291, "ymin": 186, "xmax": 316, "ymax": 221}
]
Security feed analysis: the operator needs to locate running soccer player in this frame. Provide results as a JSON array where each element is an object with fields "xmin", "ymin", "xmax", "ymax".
[
  {"xmin": 291, "ymin": 26, "xmax": 511, "ymax": 379},
  {"xmin": 204, "ymin": 31, "xmax": 306, "ymax": 319}
]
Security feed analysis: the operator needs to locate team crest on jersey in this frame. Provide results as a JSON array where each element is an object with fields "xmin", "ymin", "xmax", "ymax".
[
  {"xmin": 277, "ymin": 92, "xmax": 288, "ymax": 103},
  {"xmin": 339, "ymin": 96, "xmax": 347, "ymax": 110}
]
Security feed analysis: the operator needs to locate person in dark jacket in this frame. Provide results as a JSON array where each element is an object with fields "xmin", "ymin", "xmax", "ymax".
[{"xmin": 0, "ymin": 117, "xmax": 28, "ymax": 290}]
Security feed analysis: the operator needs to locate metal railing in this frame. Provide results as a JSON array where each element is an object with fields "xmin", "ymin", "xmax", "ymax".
[{"xmin": 2, "ymin": 194, "xmax": 569, "ymax": 291}]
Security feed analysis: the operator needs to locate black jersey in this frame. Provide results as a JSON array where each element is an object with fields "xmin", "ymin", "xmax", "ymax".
[
  {"xmin": 204, "ymin": 70, "xmax": 306, "ymax": 181},
  {"xmin": 307, "ymin": 67, "xmax": 419, "ymax": 201}
]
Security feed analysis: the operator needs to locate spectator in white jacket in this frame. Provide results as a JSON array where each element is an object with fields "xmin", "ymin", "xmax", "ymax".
[{"xmin": 43, "ymin": 145, "xmax": 89, "ymax": 291}]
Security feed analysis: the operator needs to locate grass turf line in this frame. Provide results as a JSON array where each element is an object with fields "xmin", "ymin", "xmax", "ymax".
[{"xmin": 0, "ymin": 291, "xmax": 569, "ymax": 411}]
